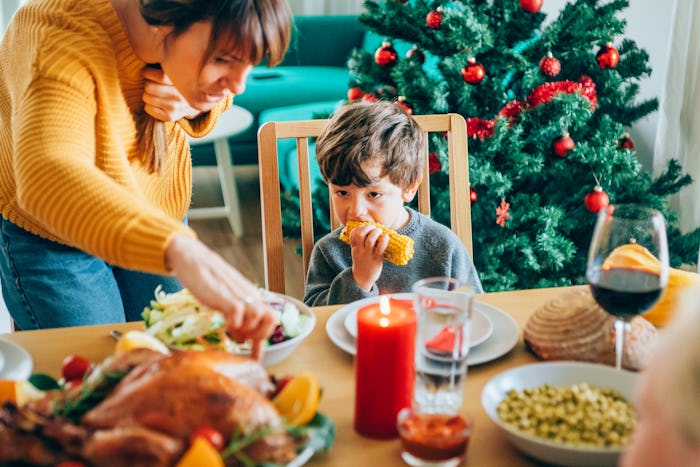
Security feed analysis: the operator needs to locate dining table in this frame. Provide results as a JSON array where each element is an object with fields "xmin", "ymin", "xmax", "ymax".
[{"xmin": 3, "ymin": 285, "xmax": 587, "ymax": 466}]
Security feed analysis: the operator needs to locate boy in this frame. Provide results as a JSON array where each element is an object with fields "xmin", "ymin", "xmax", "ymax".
[{"xmin": 303, "ymin": 101, "xmax": 482, "ymax": 306}]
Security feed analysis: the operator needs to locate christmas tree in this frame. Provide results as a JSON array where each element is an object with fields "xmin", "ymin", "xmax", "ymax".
[{"xmin": 284, "ymin": 0, "xmax": 700, "ymax": 291}]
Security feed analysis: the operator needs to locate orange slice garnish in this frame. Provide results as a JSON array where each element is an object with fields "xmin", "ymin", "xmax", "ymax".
[{"xmin": 272, "ymin": 372, "xmax": 320, "ymax": 426}]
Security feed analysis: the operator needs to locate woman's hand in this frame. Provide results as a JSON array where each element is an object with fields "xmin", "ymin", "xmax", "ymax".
[
  {"xmin": 142, "ymin": 65, "xmax": 201, "ymax": 121},
  {"xmin": 164, "ymin": 234, "xmax": 276, "ymax": 360}
]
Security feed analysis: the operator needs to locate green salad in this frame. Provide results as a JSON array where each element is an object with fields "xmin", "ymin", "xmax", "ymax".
[{"xmin": 141, "ymin": 287, "xmax": 311, "ymax": 352}]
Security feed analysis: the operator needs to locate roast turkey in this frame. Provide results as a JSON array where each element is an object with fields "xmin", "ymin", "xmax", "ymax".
[{"xmin": 0, "ymin": 348, "xmax": 297, "ymax": 466}]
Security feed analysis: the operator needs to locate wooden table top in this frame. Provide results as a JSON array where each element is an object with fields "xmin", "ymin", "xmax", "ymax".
[{"xmin": 3, "ymin": 285, "xmax": 585, "ymax": 466}]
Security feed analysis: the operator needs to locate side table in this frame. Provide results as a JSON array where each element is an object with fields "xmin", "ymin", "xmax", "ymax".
[{"xmin": 188, "ymin": 105, "xmax": 254, "ymax": 237}]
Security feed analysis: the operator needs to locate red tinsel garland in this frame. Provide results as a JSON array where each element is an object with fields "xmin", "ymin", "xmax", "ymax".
[
  {"xmin": 466, "ymin": 118, "xmax": 495, "ymax": 140},
  {"xmin": 507, "ymin": 75, "xmax": 597, "ymax": 121},
  {"xmin": 465, "ymin": 76, "xmax": 597, "ymax": 140},
  {"xmin": 526, "ymin": 75, "xmax": 597, "ymax": 110}
]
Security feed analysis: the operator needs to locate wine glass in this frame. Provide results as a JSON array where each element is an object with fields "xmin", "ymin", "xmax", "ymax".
[{"xmin": 586, "ymin": 204, "xmax": 669, "ymax": 370}]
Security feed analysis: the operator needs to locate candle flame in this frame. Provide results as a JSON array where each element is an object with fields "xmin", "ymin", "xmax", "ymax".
[
  {"xmin": 379, "ymin": 296, "xmax": 390, "ymax": 316},
  {"xmin": 379, "ymin": 317, "xmax": 391, "ymax": 327}
]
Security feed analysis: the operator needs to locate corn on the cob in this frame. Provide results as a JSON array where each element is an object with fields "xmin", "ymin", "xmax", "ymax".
[{"xmin": 339, "ymin": 220, "xmax": 414, "ymax": 266}]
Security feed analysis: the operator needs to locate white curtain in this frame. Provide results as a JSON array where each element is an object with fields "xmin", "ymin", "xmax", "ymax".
[
  {"xmin": 287, "ymin": 0, "xmax": 363, "ymax": 15},
  {"xmin": 654, "ymin": 0, "xmax": 700, "ymax": 233}
]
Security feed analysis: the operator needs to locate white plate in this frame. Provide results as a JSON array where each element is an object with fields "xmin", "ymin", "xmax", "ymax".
[
  {"xmin": 341, "ymin": 293, "xmax": 493, "ymax": 348},
  {"xmin": 481, "ymin": 362, "xmax": 638, "ymax": 467},
  {"xmin": 326, "ymin": 297, "xmax": 520, "ymax": 366},
  {"xmin": 0, "ymin": 338, "xmax": 33, "ymax": 380}
]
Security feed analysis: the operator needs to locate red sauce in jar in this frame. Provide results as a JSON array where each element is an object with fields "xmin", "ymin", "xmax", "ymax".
[{"xmin": 398, "ymin": 411, "xmax": 472, "ymax": 461}]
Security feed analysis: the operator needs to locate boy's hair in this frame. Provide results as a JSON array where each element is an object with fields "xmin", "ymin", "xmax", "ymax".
[{"xmin": 316, "ymin": 101, "xmax": 427, "ymax": 190}]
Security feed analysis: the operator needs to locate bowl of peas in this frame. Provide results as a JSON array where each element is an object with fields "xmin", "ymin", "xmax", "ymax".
[{"xmin": 481, "ymin": 361, "xmax": 639, "ymax": 467}]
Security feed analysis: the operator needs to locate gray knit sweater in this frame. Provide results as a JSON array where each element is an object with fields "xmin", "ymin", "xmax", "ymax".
[{"xmin": 304, "ymin": 208, "xmax": 483, "ymax": 306}]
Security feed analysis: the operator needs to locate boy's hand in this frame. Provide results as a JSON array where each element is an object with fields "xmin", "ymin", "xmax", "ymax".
[{"xmin": 348, "ymin": 224, "xmax": 389, "ymax": 291}]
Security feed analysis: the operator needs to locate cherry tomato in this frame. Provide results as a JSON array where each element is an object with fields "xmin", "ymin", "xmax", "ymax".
[
  {"xmin": 189, "ymin": 426, "xmax": 225, "ymax": 451},
  {"xmin": 61, "ymin": 355, "xmax": 91, "ymax": 382}
]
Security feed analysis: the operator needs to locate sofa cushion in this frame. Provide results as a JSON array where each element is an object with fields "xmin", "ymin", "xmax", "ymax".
[{"xmin": 234, "ymin": 66, "xmax": 351, "ymax": 117}]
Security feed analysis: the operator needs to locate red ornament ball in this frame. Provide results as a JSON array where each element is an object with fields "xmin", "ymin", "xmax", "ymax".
[
  {"xmin": 461, "ymin": 59, "xmax": 485, "ymax": 85},
  {"xmin": 596, "ymin": 44, "xmax": 620, "ymax": 69},
  {"xmin": 375, "ymin": 42, "xmax": 398, "ymax": 67},
  {"xmin": 519, "ymin": 0, "xmax": 543, "ymax": 13},
  {"xmin": 539, "ymin": 53, "xmax": 561, "ymax": 77},
  {"xmin": 552, "ymin": 132, "xmax": 575, "ymax": 157},
  {"xmin": 584, "ymin": 186, "xmax": 610, "ymax": 213},
  {"xmin": 406, "ymin": 45, "xmax": 425, "ymax": 64},
  {"xmin": 347, "ymin": 87, "xmax": 364, "ymax": 101},
  {"xmin": 469, "ymin": 187, "xmax": 478, "ymax": 205},
  {"xmin": 619, "ymin": 134, "xmax": 635, "ymax": 150},
  {"xmin": 426, "ymin": 10, "xmax": 443, "ymax": 29},
  {"xmin": 361, "ymin": 93, "xmax": 378, "ymax": 103}
]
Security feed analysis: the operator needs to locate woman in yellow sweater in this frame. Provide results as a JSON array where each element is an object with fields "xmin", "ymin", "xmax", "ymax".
[{"xmin": 0, "ymin": 0, "xmax": 290, "ymax": 357}]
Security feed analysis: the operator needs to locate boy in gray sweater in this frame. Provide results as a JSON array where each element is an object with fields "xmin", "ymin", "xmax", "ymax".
[{"xmin": 303, "ymin": 101, "xmax": 482, "ymax": 306}]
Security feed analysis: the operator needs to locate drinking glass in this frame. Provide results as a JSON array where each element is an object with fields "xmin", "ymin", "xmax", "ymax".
[
  {"xmin": 397, "ymin": 277, "xmax": 474, "ymax": 467},
  {"xmin": 586, "ymin": 204, "xmax": 669, "ymax": 370}
]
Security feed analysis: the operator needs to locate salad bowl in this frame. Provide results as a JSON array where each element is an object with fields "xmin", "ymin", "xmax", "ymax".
[
  {"xmin": 252, "ymin": 293, "xmax": 316, "ymax": 366},
  {"xmin": 141, "ymin": 288, "xmax": 316, "ymax": 367}
]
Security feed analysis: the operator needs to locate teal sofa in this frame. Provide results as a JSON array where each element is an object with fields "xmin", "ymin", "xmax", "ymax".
[{"xmin": 192, "ymin": 15, "xmax": 366, "ymax": 167}]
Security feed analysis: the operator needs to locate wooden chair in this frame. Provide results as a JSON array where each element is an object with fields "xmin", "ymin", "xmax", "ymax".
[{"xmin": 257, "ymin": 113, "xmax": 471, "ymax": 295}]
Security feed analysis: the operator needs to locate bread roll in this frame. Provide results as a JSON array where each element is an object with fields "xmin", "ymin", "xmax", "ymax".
[{"xmin": 523, "ymin": 288, "xmax": 657, "ymax": 370}]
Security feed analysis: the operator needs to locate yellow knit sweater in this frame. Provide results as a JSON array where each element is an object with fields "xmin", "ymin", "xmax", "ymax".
[{"xmin": 0, "ymin": 0, "xmax": 232, "ymax": 274}]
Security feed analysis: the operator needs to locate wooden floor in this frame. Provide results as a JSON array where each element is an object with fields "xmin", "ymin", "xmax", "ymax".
[{"xmin": 188, "ymin": 165, "xmax": 305, "ymax": 300}]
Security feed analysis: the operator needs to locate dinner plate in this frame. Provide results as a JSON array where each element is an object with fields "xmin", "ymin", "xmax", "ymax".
[
  {"xmin": 341, "ymin": 293, "xmax": 493, "ymax": 348},
  {"xmin": 0, "ymin": 338, "xmax": 33, "ymax": 380},
  {"xmin": 326, "ymin": 297, "xmax": 520, "ymax": 366}
]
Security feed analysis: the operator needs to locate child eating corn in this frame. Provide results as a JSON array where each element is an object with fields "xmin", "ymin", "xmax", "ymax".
[{"xmin": 303, "ymin": 101, "xmax": 482, "ymax": 306}]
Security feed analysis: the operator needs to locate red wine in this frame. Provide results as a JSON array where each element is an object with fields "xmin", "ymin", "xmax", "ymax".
[{"xmin": 588, "ymin": 267, "xmax": 663, "ymax": 320}]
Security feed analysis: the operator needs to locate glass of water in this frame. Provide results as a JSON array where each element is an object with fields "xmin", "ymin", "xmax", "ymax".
[
  {"xmin": 397, "ymin": 277, "xmax": 474, "ymax": 467},
  {"xmin": 412, "ymin": 277, "xmax": 473, "ymax": 414}
]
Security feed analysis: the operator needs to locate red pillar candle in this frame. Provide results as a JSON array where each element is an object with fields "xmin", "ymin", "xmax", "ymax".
[{"xmin": 354, "ymin": 296, "xmax": 417, "ymax": 438}]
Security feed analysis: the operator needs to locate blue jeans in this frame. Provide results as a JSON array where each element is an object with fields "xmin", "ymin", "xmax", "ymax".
[{"xmin": 0, "ymin": 219, "xmax": 182, "ymax": 329}]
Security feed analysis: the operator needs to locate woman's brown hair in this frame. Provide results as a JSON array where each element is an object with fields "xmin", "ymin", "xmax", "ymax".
[{"xmin": 137, "ymin": 0, "xmax": 292, "ymax": 173}]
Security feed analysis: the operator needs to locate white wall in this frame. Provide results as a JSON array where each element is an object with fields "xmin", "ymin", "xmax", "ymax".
[
  {"xmin": 287, "ymin": 0, "xmax": 363, "ymax": 15},
  {"xmin": 542, "ymin": 1, "xmax": 673, "ymax": 172}
]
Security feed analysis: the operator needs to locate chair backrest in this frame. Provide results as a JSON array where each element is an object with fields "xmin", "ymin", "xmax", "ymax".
[{"xmin": 257, "ymin": 113, "xmax": 471, "ymax": 295}]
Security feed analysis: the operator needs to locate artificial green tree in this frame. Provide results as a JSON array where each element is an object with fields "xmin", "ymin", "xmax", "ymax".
[{"xmin": 286, "ymin": 0, "xmax": 700, "ymax": 291}]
